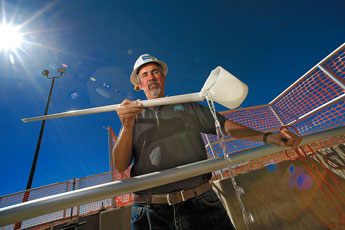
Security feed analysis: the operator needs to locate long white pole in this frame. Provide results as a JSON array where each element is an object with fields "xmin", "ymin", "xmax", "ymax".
[
  {"xmin": 22, "ymin": 93, "xmax": 203, "ymax": 123},
  {"xmin": 1, "ymin": 125, "xmax": 344, "ymax": 227}
]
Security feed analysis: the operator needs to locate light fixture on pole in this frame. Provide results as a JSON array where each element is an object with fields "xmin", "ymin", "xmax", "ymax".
[
  {"xmin": 14, "ymin": 68, "xmax": 66, "ymax": 230},
  {"xmin": 25, "ymin": 68, "xmax": 66, "ymax": 190}
]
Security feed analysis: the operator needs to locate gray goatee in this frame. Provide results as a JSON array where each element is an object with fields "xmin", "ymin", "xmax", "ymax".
[{"xmin": 148, "ymin": 81, "xmax": 161, "ymax": 96}]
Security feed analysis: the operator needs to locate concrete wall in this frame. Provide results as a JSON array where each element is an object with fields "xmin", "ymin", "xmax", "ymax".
[{"xmin": 213, "ymin": 154, "xmax": 345, "ymax": 230}]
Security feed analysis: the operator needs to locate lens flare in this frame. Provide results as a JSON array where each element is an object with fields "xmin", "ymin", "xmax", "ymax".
[
  {"xmin": 9, "ymin": 54, "xmax": 15, "ymax": 64},
  {"xmin": 69, "ymin": 92, "xmax": 78, "ymax": 99},
  {"xmin": 96, "ymin": 88, "xmax": 110, "ymax": 98},
  {"xmin": 103, "ymin": 82, "xmax": 110, "ymax": 88},
  {"xmin": 266, "ymin": 163, "xmax": 278, "ymax": 172},
  {"xmin": 287, "ymin": 165, "xmax": 313, "ymax": 190}
]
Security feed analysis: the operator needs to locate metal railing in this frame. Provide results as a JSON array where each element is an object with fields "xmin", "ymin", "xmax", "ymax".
[{"xmin": 1, "ymin": 125, "xmax": 344, "ymax": 227}]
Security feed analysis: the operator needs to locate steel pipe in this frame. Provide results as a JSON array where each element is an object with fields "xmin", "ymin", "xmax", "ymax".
[{"xmin": 269, "ymin": 42, "xmax": 345, "ymax": 105}]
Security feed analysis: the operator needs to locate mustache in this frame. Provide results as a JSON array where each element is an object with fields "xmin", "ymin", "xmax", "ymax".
[{"xmin": 148, "ymin": 81, "xmax": 160, "ymax": 88}]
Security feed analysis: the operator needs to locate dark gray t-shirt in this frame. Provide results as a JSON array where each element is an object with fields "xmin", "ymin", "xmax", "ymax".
[{"xmin": 131, "ymin": 102, "xmax": 227, "ymax": 194}]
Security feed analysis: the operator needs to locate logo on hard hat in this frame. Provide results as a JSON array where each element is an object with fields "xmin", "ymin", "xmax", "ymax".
[{"xmin": 142, "ymin": 55, "xmax": 153, "ymax": 61}]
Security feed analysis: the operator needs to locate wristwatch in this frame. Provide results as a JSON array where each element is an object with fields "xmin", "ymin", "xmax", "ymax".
[{"xmin": 263, "ymin": 132, "xmax": 272, "ymax": 144}]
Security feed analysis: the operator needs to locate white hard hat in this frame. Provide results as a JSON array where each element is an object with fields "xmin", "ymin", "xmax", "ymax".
[{"xmin": 130, "ymin": 54, "xmax": 168, "ymax": 91}]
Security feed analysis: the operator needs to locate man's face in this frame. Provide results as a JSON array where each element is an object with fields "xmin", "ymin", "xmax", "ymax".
[{"xmin": 138, "ymin": 63, "xmax": 166, "ymax": 99}]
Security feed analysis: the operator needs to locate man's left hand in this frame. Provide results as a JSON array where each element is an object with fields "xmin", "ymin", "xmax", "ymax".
[{"xmin": 266, "ymin": 129, "xmax": 301, "ymax": 147}]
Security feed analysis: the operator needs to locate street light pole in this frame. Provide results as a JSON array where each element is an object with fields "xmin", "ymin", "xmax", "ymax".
[
  {"xmin": 14, "ymin": 68, "xmax": 66, "ymax": 230},
  {"xmin": 26, "ymin": 68, "xmax": 66, "ymax": 190}
]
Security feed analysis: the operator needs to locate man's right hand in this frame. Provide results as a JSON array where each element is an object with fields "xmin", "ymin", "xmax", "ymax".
[{"xmin": 116, "ymin": 99, "xmax": 143, "ymax": 130}]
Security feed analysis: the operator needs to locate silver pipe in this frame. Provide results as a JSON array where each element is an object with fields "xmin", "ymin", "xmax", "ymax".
[
  {"xmin": 318, "ymin": 64, "xmax": 345, "ymax": 90},
  {"xmin": 0, "ymin": 125, "xmax": 344, "ymax": 227},
  {"xmin": 269, "ymin": 42, "xmax": 345, "ymax": 105},
  {"xmin": 287, "ymin": 94, "xmax": 345, "ymax": 126},
  {"xmin": 268, "ymin": 105, "xmax": 285, "ymax": 126}
]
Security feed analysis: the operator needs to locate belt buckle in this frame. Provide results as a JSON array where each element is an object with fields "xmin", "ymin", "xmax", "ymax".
[{"xmin": 167, "ymin": 190, "xmax": 185, "ymax": 205}]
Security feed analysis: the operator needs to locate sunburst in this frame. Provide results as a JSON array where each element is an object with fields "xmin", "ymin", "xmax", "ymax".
[
  {"xmin": 0, "ymin": 23, "xmax": 23, "ymax": 51},
  {"xmin": 0, "ymin": 0, "xmax": 62, "ymax": 71},
  {"xmin": 1, "ymin": 0, "xmax": 96, "ymax": 77}
]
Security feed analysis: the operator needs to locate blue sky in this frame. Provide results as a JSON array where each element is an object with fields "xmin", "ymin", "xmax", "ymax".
[{"xmin": 0, "ymin": 0, "xmax": 344, "ymax": 196}]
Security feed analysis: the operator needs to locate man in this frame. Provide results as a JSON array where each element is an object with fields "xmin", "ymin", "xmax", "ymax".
[{"xmin": 113, "ymin": 54, "xmax": 301, "ymax": 230}]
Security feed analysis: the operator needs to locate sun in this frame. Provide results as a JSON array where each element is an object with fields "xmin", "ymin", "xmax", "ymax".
[{"xmin": 0, "ymin": 23, "xmax": 23, "ymax": 51}]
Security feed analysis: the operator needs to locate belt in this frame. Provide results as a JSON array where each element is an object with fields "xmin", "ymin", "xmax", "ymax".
[{"xmin": 133, "ymin": 182, "xmax": 212, "ymax": 206}]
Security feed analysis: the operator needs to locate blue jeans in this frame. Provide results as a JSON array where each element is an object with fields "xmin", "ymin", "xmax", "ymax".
[{"xmin": 131, "ymin": 190, "xmax": 235, "ymax": 230}]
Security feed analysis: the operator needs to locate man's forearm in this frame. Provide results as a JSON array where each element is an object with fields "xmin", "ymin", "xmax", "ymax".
[
  {"xmin": 112, "ymin": 127, "xmax": 134, "ymax": 172},
  {"xmin": 224, "ymin": 120, "xmax": 264, "ymax": 142}
]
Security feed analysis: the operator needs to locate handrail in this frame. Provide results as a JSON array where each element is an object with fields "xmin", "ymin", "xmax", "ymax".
[
  {"xmin": 0, "ymin": 125, "xmax": 344, "ymax": 227},
  {"xmin": 287, "ymin": 94, "xmax": 345, "ymax": 126},
  {"xmin": 269, "ymin": 42, "xmax": 345, "ymax": 105}
]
